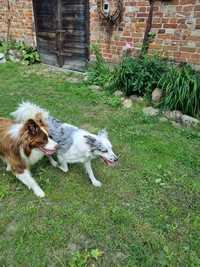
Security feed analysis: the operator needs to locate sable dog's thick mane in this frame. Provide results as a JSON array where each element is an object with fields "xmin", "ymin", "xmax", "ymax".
[{"xmin": 0, "ymin": 116, "xmax": 58, "ymax": 197}]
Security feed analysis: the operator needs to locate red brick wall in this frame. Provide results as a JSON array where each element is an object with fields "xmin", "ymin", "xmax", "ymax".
[
  {"xmin": 0, "ymin": 0, "xmax": 199, "ymax": 67},
  {"xmin": 90, "ymin": 0, "xmax": 200, "ymax": 68},
  {"xmin": 0, "ymin": 0, "xmax": 35, "ymax": 46},
  {"xmin": 0, "ymin": 0, "xmax": 6, "ymax": 39},
  {"xmin": 90, "ymin": 0, "xmax": 146, "ymax": 62},
  {"xmin": 149, "ymin": 0, "xmax": 200, "ymax": 66}
]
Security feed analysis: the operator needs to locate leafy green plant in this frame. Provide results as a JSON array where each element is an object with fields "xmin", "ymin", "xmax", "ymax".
[
  {"xmin": 0, "ymin": 39, "xmax": 40, "ymax": 64},
  {"xmin": 0, "ymin": 39, "xmax": 14, "ymax": 55},
  {"xmin": 15, "ymin": 41, "xmax": 40, "ymax": 65},
  {"xmin": 86, "ymin": 44, "xmax": 111, "ymax": 87},
  {"xmin": 158, "ymin": 64, "xmax": 200, "ymax": 117},
  {"xmin": 100, "ymin": 93, "xmax": 121, "ymax": 107},
  {"xmin": 107, "ymin": 54, "xmax": 168, "ymax": 97},
  {"xmin": 68, "ymin": 248, "xmax": 103, "ymax": 267}
]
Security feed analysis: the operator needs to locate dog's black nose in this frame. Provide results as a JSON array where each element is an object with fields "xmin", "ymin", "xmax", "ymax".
[{"xmin": 114, "ymin": 156, "xmax": 118, "ymax": 162}]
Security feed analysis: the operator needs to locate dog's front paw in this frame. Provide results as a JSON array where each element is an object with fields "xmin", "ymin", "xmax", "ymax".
[
  {"xmin": 92, "ymin": 180, "xmax": 102, "ymax": 187},
  {"xmin": 6, "ymin": 164, "xmax": 11, "ymax": 171},
  {"xmin": 59, "ymin": 165, "xmax": 69, "ymax": 173},
  {"xmin": 34, "ymin": 188, "xmax": 45, "ymax": 198}
]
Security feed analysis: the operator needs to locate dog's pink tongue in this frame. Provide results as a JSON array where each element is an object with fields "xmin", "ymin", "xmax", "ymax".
[
  {"xmin": 39, "ymin": 146, "xmax": 56, "ymax": 155},
  {"xmin": 102, "ymin": 158, "xmax": 116, "ymax": 167}
]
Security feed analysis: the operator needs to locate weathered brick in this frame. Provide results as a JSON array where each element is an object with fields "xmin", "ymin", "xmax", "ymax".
[
  {"xmin": 195, "ymin": 5, "xmax": 200, "ymax": 11},
  {"xmin": 158, "ymin": 29, "xmax": 166, "ymax": 34},
  {"xmin": 163, "ymin": 23, "xmax": 178, "ymax": 29},
  {"xmin": 180, "ymin": 0, "xmax": 196, "ymax": 4},
  {"xmin": 0, "ymin": 0, "xmax": 200, "ymax": 67},
  {"xmin": 181, "ymin": 47, "xmax": 196, "ymax": 53}
]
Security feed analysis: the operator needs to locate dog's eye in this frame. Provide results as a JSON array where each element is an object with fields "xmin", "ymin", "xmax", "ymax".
[{"xmin": 102, "ymin": 149, "xmax": 108, "ymax": 153}]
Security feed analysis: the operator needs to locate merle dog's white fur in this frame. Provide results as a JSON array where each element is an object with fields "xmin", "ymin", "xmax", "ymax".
[{"xmin": 11, "ymin": 102, "xmax": 118, "ymax": 187}]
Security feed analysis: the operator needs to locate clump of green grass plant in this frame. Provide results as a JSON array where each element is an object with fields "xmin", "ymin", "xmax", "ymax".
[{"xmin": 158, "ymin": 63, "xmax": 200, "ymax": 117}]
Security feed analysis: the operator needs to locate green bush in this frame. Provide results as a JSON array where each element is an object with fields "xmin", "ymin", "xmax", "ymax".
[
  {"xmin": 158, "ymin": 64, "xmax": 200, "ymax": 117},
  {"xmin": 0, "ymin": 39, "xmax": 13, "ymax": 54},
  {"xmin": 107, "ymin": 55, "xmax": 168, "ymax": 97},
  {"xmin": 86, "ymin": 44, "xmax": 111, "ymax": 87},
  {"xmin": 0, "ymin": 40, "xmax": 40, "ymax": 64},
  {"xmin": 85, "ymin": 45, "xmax": 200, "ymax": 118},
  {"xmin": 16, "ymin": 42, "xmax": 40, "ymax": 65}
]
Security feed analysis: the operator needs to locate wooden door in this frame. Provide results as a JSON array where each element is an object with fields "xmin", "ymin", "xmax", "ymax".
[{"xmin": 33, "ymin": 0, "xmax": 89, "ymax": 71}]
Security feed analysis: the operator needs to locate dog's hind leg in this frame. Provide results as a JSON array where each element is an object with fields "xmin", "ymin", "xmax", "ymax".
[
  {"xmin": 84, "ymin": 161, "xmax": 102, "ymax": 187},
  {"xmin": 57, "ymin": 155, "xmax": 69, "ymax": 173},
  {"xmin": 48, "ymin": 156, "xmax": 58, "ymax": 168}
]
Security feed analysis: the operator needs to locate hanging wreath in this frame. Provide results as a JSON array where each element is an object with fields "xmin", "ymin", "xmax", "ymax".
[{"xmin": 97, "ymin": 0, "xmax": 123, "ymax": 25}]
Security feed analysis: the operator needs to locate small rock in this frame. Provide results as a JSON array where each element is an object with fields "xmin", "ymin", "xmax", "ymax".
[
  {"xmin": 123, "ymin": 98, "xmax": 133, "ymax": 108},
  {"xmin": 66, "ymin": 76, "xmax": 82, "ymax": 83},
  {"xmin": 171, "ymin": 121, "xmax": 182, "ymax": 128},
  {"xmin": 89, "ymin": 84, "xmax": 102, "ymax": 91},
  {"xmin": 163, "ymin": 110, "xmax": 183, "ymax": 122},
  {"xmin": 8, "ymin": 49, "xmax": 21, "ymax": 62},
  {"xmin": 152, "ymin": 88, "xmax": 162, "ymax": 102},
  {"xmin": 159, "ymin": 117, "xmax": 168, "ymax": 122},
  {"xmin": 143, "ymin": 106, "xmax": 159, "ymax": 117},
  {"xmin": 114, "ymin": 90, "xmax": 123, "ymax": 97},
  {"xmin": 130, "ymin": 95, "xmax": 143, "ymax": 102},
  {"xmin": 83, "ymin": 75, "xmax": 88, "ymax": 82},
  {"xmin": 182, "ymin": 114, "xmax": 199, "ymax": 127},
  {"xmin": 0, "ymin": 53, "xmax": 6, "ymax": 64}
]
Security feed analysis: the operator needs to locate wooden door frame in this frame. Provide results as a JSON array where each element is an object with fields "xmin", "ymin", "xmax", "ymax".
[
  {"xmin": 32, "ymin": 0, "xmax": 39, "ymax": 48},
  {"xmin": 85, "ymin": 0, "xmax": 90, "ymax": 63},
  {"xmin": 32, "ymin": 0, "xmax": 90, "ymax": 67}
]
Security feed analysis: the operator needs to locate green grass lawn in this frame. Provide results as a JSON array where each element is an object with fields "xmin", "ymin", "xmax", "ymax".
[{"xmin": 0, "ymin": 63, "xmax": 199, "ymax": 267}]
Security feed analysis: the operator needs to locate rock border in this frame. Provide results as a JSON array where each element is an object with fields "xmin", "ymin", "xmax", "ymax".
[
  {"xmin": 0, "ymin": 53, "xmax": 6, "ymax": 64},
  {"xmin": 88, "ymin": 87, "xmax": 199, "ymax": 128},
  {"xmin": 143, "ymin": 106, "xmax": 199, "ymax": 128}
]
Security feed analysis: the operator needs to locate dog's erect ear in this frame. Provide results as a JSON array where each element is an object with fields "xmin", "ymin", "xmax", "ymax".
[
  {"xmin": 25, "ymin": 119, "xmax": 39, "ymax": 136},
  {"xmin": 35, "ymin": 112, "xmax": 46, "ymax": 127},
  {"xmin": 98, "ymin": 128, "xmax": 108, "ymax": 138},
  {"xmin": 84, "ymin": 135, "xmax": 97, "ymax": 148}
]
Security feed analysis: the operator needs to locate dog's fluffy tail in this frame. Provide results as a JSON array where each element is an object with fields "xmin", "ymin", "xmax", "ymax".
[{"xmin": 11, "ymin": 101, "xmax": 49, "ymax": 122}]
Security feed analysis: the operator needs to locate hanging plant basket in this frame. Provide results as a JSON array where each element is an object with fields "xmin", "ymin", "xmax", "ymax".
[{"xmin": 97, "ymin": 0, "xmax": 123, "ymax": 25}]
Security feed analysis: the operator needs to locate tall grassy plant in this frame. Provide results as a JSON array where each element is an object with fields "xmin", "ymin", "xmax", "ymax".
[
  {"xmin": 86, "ymin": 44, "xmax": 111, "ymax": 87},
  {"xmin": 108, "ymin": 55, "xmax": 168, "ymax": 97},
  {"xmin": 158, "ymin": 64, "xmax": 200, "ymax": 117}
]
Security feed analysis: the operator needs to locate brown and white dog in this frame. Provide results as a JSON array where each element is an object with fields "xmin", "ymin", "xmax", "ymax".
[{"xmin": 0, "ymin": 116, "xmax": 58, "ymax": 197}]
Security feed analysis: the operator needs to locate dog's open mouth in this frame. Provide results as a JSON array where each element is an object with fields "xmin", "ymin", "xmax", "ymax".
[
  {"xmin": 101, "ymin": 157, "xmax": 116, "ymax": 167},
  {"xmin": 39, "ymin": 146, "xmax": 56, "ymax": 156}
]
